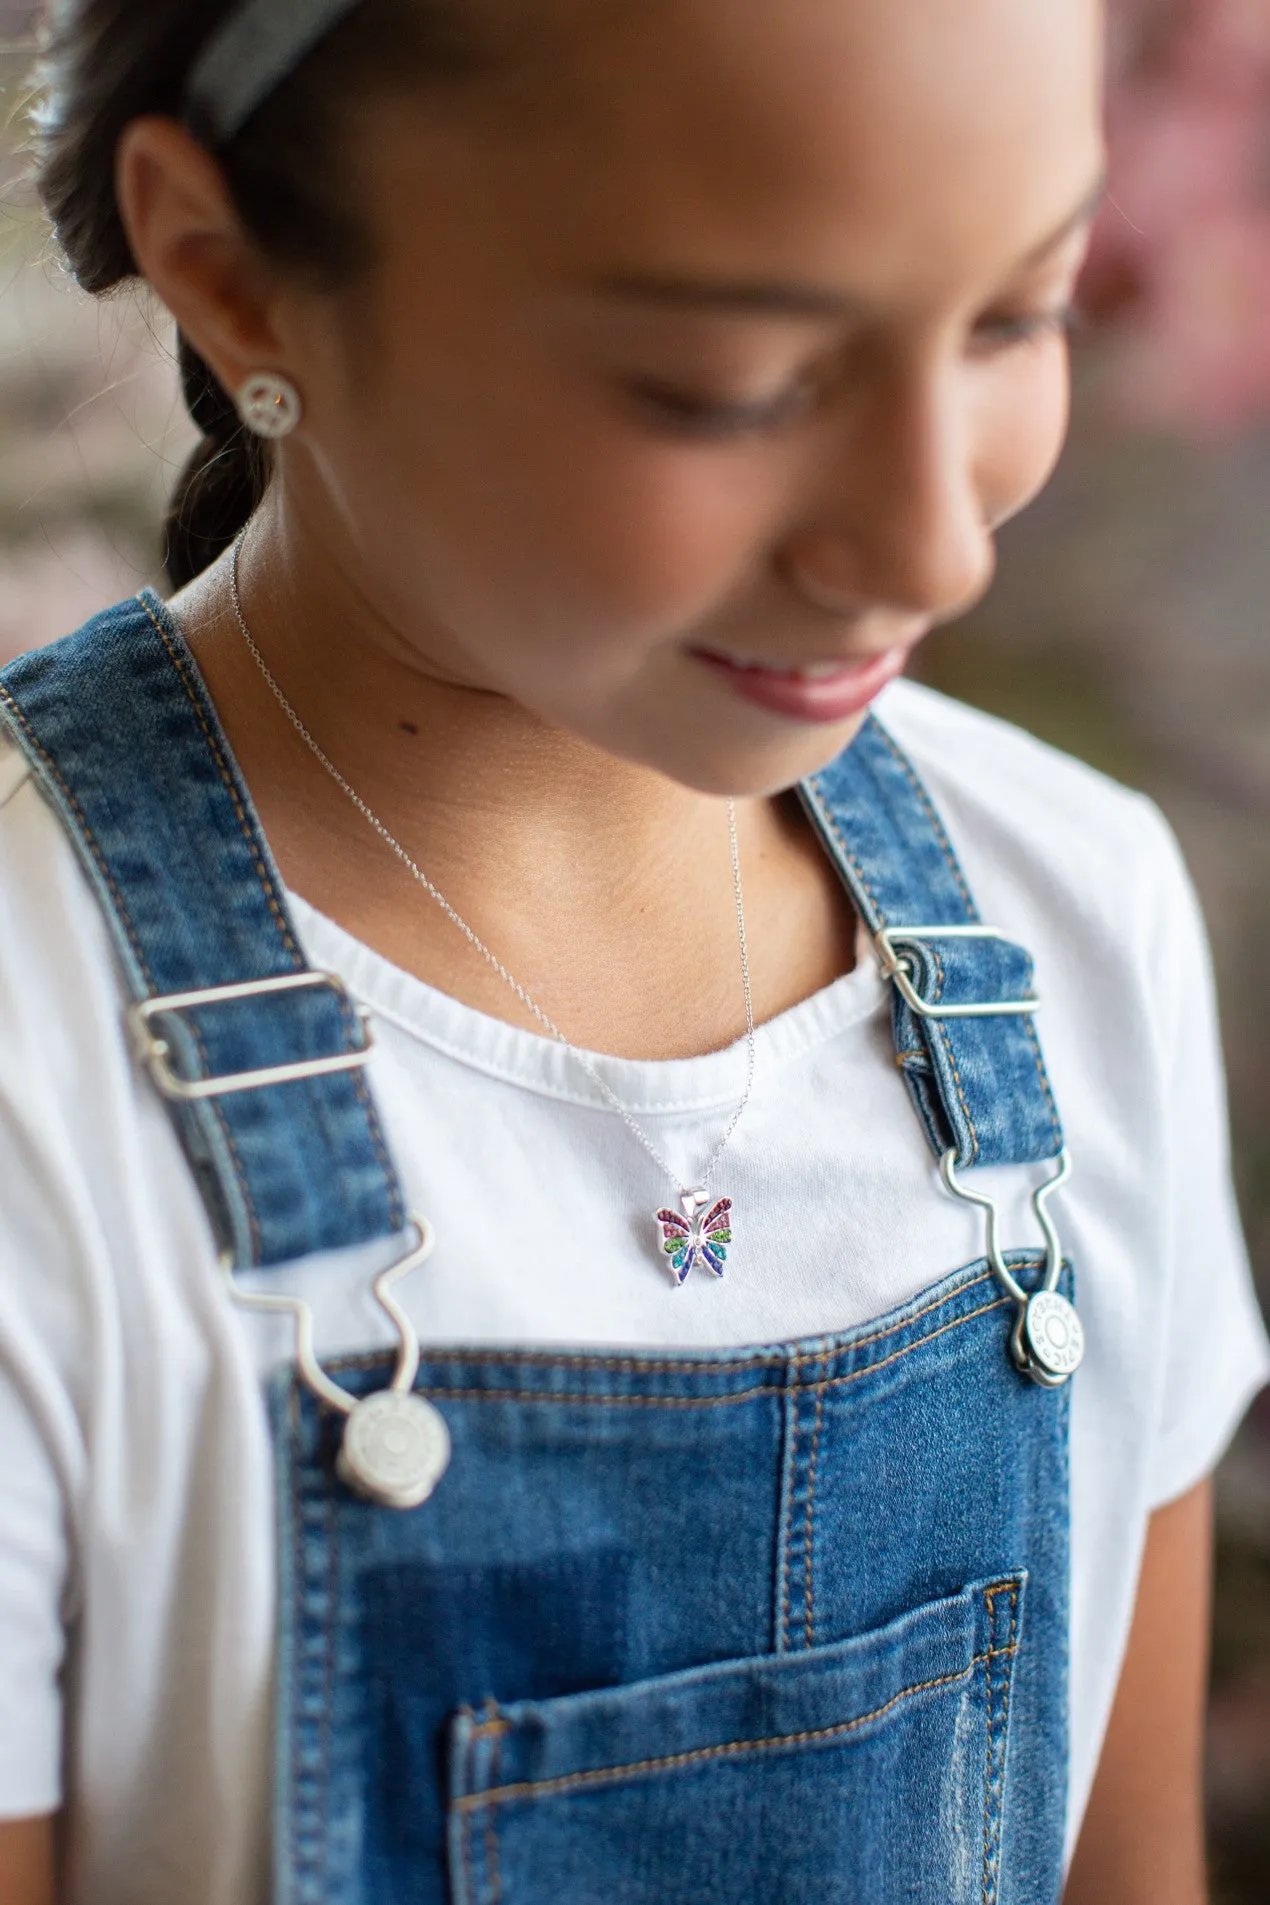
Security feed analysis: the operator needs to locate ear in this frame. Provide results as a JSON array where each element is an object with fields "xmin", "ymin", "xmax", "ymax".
[{"xmin": 115, "ymin": 117, "xmax": 287, "ymax": 400}]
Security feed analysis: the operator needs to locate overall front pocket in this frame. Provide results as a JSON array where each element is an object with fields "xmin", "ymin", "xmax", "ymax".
[{"xmin": 446, "ymin": 1573, "xmax": 1023, "ymax": 1905}]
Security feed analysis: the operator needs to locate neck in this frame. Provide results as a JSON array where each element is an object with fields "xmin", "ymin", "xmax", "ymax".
[{"xmin": 171, "ymin": 495, "xmax": 859, "ymax": 1059}]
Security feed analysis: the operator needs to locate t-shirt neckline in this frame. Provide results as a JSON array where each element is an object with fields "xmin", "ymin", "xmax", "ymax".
[{"xmin": 287, "ymin": 890, "xmax": 885, "ymax": 1115}]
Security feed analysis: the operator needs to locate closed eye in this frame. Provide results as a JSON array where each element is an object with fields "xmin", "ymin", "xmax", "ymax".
[
  {"xmin": 625, "ymin": 374, "xmax": 818, "ymax": 439},
  {"xmin": 972, "ymin": 302, "xmax": 1084, "ymax": 355},
  {"xmin": 625, "ymin": 303, "xmax": 1083, "ymax": 440}
]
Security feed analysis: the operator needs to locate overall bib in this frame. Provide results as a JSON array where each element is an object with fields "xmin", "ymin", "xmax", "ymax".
[{"xmin": 0, "ymin": 594, "xmax": 1075, "ymax": 1905}]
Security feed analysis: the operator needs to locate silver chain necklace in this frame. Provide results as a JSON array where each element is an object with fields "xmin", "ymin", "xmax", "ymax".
[{"xmin": 229, "ymin": 535, "xmax": 756, "ymax": 1284}]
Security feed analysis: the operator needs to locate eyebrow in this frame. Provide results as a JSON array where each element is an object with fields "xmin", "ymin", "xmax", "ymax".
[{"xmin": 595, "ymin": 170, "xmax": 1108, "ymax": 321}]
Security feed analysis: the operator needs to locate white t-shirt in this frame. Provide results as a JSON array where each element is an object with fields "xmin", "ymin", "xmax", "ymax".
[{"xmin": 0, "ymin": 676, "xmax": 1265, "ymax": 1905}]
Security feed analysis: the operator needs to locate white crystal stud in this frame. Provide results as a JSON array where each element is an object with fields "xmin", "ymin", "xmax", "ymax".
[{"xmin": 237, "ymin": 371, "xmax": 303, "ymax": 440}]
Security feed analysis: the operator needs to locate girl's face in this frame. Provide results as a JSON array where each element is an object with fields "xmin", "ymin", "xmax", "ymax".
[{"xmin": 275, "ymin": 0, "xmax": 1105, "ymax": 795}]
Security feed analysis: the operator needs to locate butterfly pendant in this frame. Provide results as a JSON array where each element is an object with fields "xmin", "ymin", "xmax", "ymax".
[{"xmin": 656, "ymin": 1190, "xmax": 734, "ymax": 1285}]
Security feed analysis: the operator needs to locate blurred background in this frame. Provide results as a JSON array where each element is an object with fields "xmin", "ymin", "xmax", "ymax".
[{"xmin": 1, "ymin": 0, "xmax": 1268, "ymax": 1892}]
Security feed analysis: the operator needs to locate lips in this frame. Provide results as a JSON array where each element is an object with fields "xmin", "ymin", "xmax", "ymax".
[{"xmin": 692, "ymin": 643, "xmax": 912, "ymax": 724}]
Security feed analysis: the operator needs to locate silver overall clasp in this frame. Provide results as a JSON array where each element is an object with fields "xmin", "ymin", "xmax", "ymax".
[
  {"xmin": 222, "ymin": 1215, "xmax": 452, "ymax": 1510},
  {"xmin": 940, "ymin": 1149, "xmax": 1083, "ymax": 1388}
]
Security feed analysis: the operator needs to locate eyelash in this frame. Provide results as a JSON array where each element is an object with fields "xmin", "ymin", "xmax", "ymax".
[{"xmin": 632, "ymin": 302, "xmax": 1083, "ymax": 441}]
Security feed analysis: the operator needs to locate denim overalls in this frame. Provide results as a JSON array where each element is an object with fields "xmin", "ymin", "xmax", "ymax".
[{"xmin": 0, "ymin": 594, "xmax": 1077, "ymax": 1904}]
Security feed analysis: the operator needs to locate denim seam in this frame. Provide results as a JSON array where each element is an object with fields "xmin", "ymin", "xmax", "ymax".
[
  {"xmin": 286, "ymin": 1385, "xmax": 301, "ymax": 1904},
  {"xmin": 320, "ymin": 1480, "xmax": 339, "ymax": 1894},
  {"xmin": 778, "ymin": 1352, "xmax": 802, "ymax": 1652},
  {"xmin": 981, "ymin": 1582, "xmax": 1019, "ymax": 1905},
  {"xmin": 0, "ymin": 677, "xmax": 269, "ymax": 1255},
  {"xmin": 870, "ymin": 720, "xmax": 977, "ymax": 918},
  {"xmin": 802, "ymin": 773, "xmax": 989, "ymax": 1162},
  {"xmin": 934, "ymin": 1032, "xmax": 980, "ymax": 1164},
  {"xmin": 460, "ymin": 1722, "xmax": 480, "ymax": 1905},
  {"xmin": 486, "ymin": 1717, "xmax": 503, "ymax": 1904},
  {"xmin": 981, "ymin": 1594, "xmax": 996, "ymax": 1905},
  {"xmin": 924, "ymin": 943, "xmax": 982, "ymax": 1163},
  {"xmin": 802, "ymin": 1358, "xmax": 829, "ymax": 1649},
  {"xmin": 1021, "ymin": 1008, "xmax": 1064, "ymax": 1153},
  {"xmin": 0, "ymin": 683, "xmax": 154, "ymax": 980},
  {"xmin": 804, "ymin": 777, "xmax": 885, "ymax": 924},
  {"xmin": 329, "ymin": 1269, "xmax": 1000, "ymax": 1382},
  {"xmin": 452, "ymin": 1640, "xmax": 1021, "ymax": 1813},
  {"xmin": 997, "ymin": 1586, "xmax": 1021, "ymax": 1897},
  {"xmin": 11, "ymin": 612, "xmax": 264, "ymax": 1261},
  {"xmin": 287, "ymin": 1383, "xmax": 315, "ymax": 1904},
  {"xmin": 139, "ymin": 596, "xmax": 406, "ymax": 1244},
  {"xmin": 136, "ymin": 596, "xmax": 304, "ymax": 964},
  {"xmin": 400, "ymin": 1295, "xmax": 1011, "ymax": 1412}
]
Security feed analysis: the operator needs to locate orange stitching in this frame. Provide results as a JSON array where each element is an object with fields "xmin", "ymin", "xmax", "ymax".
[
  {"xmin": 286, "ymin": 1384, "xmax": 305, "ymax": 1890},
  {"xmin": 779, "ymin": 1351, "xmax": 802, "ymax": 1651},
  {"xmin": 981, "ymin": 1583, "xmax": 1020, "ymax": 1905},
  {"xmin": 485, "ymin": 1714, "xmax": 503, "ymax": 1904},
  {"xmin": 453, "ymin": 1642, "xmax": 1020, "ymax": 1814},
  {"xmin": 141, "ymin": 596, "xmax": 406, "ymax": 1244},
  {"xmin": 0, "ymin": 676, "xmax": 262, "ymax": 1254},
  {"xmin": 0, "ymin": 685, "xmax": 154, "ymax": 981},
  {"xmin": 348, "ymin": 1059, "xmax": 406, "ymax": 1230},
  {"xmin": 328, "ymin": 1271, "xmax": 1000, "ymax": 1383},
  {"xmin": 982, "ymin": 1590, "xmax": 997, "ymax": 1905},
  {"xmin": 318, "ymin": 1470, "xmax": 338, "ymax": 1871},
  {"xmin": 818, "ymin": 722, "xmax": 1063, "ymax": 1175},
  {"xmin": 804, "ymin": 760, "xmax": 985, "ymax": 1163},
  {"xmin": 803, "ymin": 778, "xmax": 885, "ymax": 924},
  {"xmin": 325, "ymin": 1293, "xmax": 1011, "ymax": 1413},
  {"xmin": 805, "ymin": 1295, "xmax": 1010, "ymax": 1396},
  {"xmin": 924, "ymin": 941, "xmax": 980, "ymax": 1165},
  {"xmin": 802, "ymin": 1360, "xmax": 828, "ymax": 1649},
  {"xmin": 1022, "ymin": 1008, "xmax": 1064, "ymax": 1151},
  {"xmin": 934, "ymin": 1023, "xmax": 980, "ymax": 1166},
  {"xmin": 870, "ymin": 721, "xmax": 976, "ymax": 918},
  {"xmin": 137, "ymin": 597, "xmax": 305, "ymax": 966}
]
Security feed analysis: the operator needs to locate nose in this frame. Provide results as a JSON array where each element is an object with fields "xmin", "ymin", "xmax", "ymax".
[{"xmin": 782, "ymin": 353, "xmax": 996, "ymax": 623}]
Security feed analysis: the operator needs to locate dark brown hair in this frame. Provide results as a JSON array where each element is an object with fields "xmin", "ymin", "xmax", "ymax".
[{"xmin": 33, "ymin": 0, "xmax": 493, "ymax": 588}]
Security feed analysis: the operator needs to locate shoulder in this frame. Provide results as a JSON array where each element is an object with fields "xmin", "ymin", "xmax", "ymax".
[
  {"xmin": 0, "ymin": 723, "xmax": 134, "ymax": 1099},
  {"xmin": 0, "ymin": 725, "xmax": 105, "ymax": 935},
  {"xmin": 873, "ymin": 678, "xmax": 1187, "ymax": 931}
]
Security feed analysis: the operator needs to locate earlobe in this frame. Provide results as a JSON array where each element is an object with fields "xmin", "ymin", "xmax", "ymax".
[
  {"xmin": 238, "ymin": 372, "xmax": 304, "ymax": 439},
  {"xmin": 114, "ymin": 115, "xmax": 284, "ymax": 406}
]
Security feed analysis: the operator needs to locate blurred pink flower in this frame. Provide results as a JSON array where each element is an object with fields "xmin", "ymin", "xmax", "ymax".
[{"xmin": 1082, "ymin": 0, "xmax": 1270, "ymax": 434}]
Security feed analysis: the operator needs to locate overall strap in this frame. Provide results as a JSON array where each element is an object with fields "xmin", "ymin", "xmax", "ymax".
[
  {"xmin": 800, "ymin": 713, "xmax": 1064, "ymax": 1170},
  {"xmin": 0, "ymin": 590, "xmax": 405, "ymax": 1269}
]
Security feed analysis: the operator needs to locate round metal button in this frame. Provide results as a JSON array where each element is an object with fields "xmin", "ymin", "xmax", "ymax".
[
  {"xmin": 1023, "ymin": 1291, "xmax": 1084, "ymax": 1382},
  {"xmin": 337, "ymin": 1391, "xmax": 451, "ymax": 1510}
]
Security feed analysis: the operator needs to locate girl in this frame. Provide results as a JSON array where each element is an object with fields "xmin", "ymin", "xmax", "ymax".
[{"xmin": 1, "ymin": 1, "xmax": 1266, "ymax": 1900}]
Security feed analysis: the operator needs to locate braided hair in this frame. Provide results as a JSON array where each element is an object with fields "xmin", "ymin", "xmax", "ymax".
[{"xmin": 31, "ymin": 0, "xmax": 495, "ymax": 588}]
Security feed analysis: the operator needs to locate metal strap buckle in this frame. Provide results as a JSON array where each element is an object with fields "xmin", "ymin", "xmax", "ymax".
[
  {"xmin": 940, "ymin": 1148, "xmax": 1083, "ymax": 1388},
  {"xmin": 129, "ymin": 970, "xmax": 375, "ymax": 1103},
  {"xmin": 874, "ymin": 924, "xmax": 1040, "ymax": 1021},
  {"xmin": 223, "ymin": 1213, "xmax": 453, "ymax": 1510}
]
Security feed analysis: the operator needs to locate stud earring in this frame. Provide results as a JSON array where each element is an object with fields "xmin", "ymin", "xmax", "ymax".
[{"xmin": 237, "ymin": 371, "xmax": 303, "ymax": 440}]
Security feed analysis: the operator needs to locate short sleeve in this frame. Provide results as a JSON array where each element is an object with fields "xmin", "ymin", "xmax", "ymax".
[
  {"xmin": 1145, "ymin": 815, "xmax": 1270, "ymax": 1507},
  {"xmin": 0, "ymin": 1361, "xmax": 73, "ymax": 1818},
  {"xmin": 0, "ymin": 751, "xmax": 80, "ymax": 1818}
]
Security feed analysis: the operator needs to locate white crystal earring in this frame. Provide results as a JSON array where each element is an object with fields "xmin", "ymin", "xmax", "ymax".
[{"xmin": 237, "ymin": 371, "xmax": 303, "ymax": 440}]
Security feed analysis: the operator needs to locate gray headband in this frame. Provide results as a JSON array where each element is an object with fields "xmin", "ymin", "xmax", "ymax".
[{"xmin": 186, "ymin": 0, "xmax": 366, "ymax": 144}]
